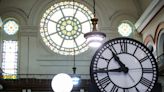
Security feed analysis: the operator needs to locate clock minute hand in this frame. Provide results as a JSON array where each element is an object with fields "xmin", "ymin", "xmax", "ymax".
[{"xmin": 95, "ymin": 68, "xmax": 122, "ymax": 73}]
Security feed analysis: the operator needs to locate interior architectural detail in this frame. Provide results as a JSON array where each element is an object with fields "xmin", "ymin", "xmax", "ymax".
[
  {"xmin": 3, "ymin": 19, "xmax": 19, "ymax": 35},
  {"xmin": 0, "ymin": 0, "xmax": 164, "ymax": 92},
  {"xmin": 154, "ymin": 22, "xmax": 164, "ymax": 48},
  {"xmin": 2, "ymin": 40, "xmax": 18, "ymax": 79},
  {"xmin": 40, "ymin": 1, "xmax": 93, "ymax": 55},
  {"xmin": 157, "ymin": 29, "xmax": 164, "ymax": 73},
  {"xmin": 144, "ymin": 35, "xmax": 155, "ymax": 53},
  {"xmin": 117, "ymin": 20, "xmax": 133, "ymax": 37}
]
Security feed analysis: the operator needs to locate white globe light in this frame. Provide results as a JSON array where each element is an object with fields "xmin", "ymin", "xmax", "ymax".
[{"xmin": 51, "ymin": 73, "xmax": 73, "ymax": 92}]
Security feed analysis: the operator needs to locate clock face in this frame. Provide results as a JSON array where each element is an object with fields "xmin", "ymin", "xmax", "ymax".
[{"xmin": 90, "ymin": 37, "xmax": 158, "ymax": 92}]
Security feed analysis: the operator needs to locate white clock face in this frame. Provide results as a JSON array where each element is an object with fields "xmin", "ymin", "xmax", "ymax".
[{"xmin": 90, "ymin": 38, "xmax": 158, "ymax": 92}]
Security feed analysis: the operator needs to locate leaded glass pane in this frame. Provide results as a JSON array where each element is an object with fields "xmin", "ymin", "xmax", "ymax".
[
  {"xmin": 3, "ymin": 20, "xmax": 19, "ymax": 35},
  {"xmin": 2, "ymin": 40, "xmax": 18, "ymax": 79},
  {"xmin": 118, "ymin": 22, "xmax": 133, "ymax": 37},
  {"xmin": 40, "ymin": 1, "xmax": 93, "ymax": 55}
]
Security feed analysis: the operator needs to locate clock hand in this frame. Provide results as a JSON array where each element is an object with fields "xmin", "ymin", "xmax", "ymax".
[
  {"xmin": 127, "ymin": 73, "xmax": 135, "ymax": 82},
  {"xmin": 94, "ymin": 68, "xmax": 122, "ymax": 73},
  {"xmin": 111, "ymin": 51, "xmax": 126, "ymax": 68},
  {"xmin": 111, "ymin": 51, "xmax": 130, "ymax": 73}
]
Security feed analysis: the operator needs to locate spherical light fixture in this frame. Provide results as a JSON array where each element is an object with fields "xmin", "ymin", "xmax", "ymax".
[{"xmin": 51, "ymin": 73, "xmax": 73, "ymax": 92}]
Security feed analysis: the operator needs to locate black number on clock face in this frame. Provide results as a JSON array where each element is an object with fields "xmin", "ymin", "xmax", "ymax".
[
  {"xmin": 108, "ymin": 45, "xmax": 117, "ymax": 54},
  {"xmin": 132, "ymin": 46, "xmax": 138, "ymax": 55},
  {"xmin": 110, "ymin": 85, "xmax": 119, "ymax": 92},
  {"xmin": 143, "ymin": 68, "xmax": 153, "ymax": 73},
  {"xmin": 123, "ymin": 89, "xmax": 129, "ymax": 92},
  {"xmin": 99, "ymin": 76, "xmax": 111, "ymax": 88},
  {"xmin": 135, "ymin": 87, "xmax": 140, "ymax": 92},
  {"xmin": 140, "ymin": 77, "xmax": 152, "ymax": 87},
  {"xmin": 139, "ymin": 56, "xmax": 149, "ymax": 63},
  {"xmin": 120, "ymin": 41, "xmax": 127, "ymax": 53},
  {"xmin": 90, "ymin": 37, "xmax": 158, "ymax": 92},
  {"xmin": 100, "ymin": 56, "xmax": 110, "ymax": 62}
]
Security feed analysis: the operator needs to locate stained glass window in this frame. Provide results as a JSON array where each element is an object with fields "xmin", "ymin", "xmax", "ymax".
[
  {"xmin": 2, "ymin": 40, "xmax": 18, "ymax": 79},
  {"xmin": 3, "ymin": 20, "xmax": 19, "ymax": 35},
  {"xmin": 118, "ymin": 22, "xmax": 133, "ymax": 37},
  {"xmin": 40, "ymin": 1, "xmax": 93, "ymax": 55}
]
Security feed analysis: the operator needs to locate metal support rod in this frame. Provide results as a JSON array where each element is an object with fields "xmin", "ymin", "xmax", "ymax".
[{"xmin": 93, "ymin": 0, "xmax": 96, "ymax": 17}]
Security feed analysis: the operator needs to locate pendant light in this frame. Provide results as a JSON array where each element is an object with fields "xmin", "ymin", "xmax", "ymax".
[
  {"xmin": 72, "ymin": 49, "xmax": 80, "ymax": 85},
  {"xmin": 71, "ymin": 0, "xmax": 80, "ymax": 86},
  {"xmin": 84, "ymin": 0, "xmax": 106, "ymax": 47},
  {"xmin": 51, "ymin": 73, "xmax": 73, "ymax": 92}
]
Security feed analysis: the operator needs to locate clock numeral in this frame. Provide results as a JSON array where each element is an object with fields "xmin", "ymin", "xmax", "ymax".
[
  {"xmin": 139, "ymin": 56, "xmax": 149, "ymax": 63},
  {"xmin": 133, "ymin": 46, "xmax": 138, "ymax": 55},
  {"xmin": 99, "ymin": 76, "xmax": 111, "ymax": 88},
  {"xmin": 120, "ymin": 42, "xmax": 127, "ymax": 53},
  {"xmin": 100, "ymin": 56, "xmax": 110, "ymax": 62},
  {"xmin": 135, "ymin": 87, "xmax": 140, "ymax": 92},
  {"xmin": 110, "ymin": 85, "xmax": 118, "ymax": 92},
  {"xmin": 140, "ymin": 77, "xmax": 151, "ymax": 87},
  {"xmin": 108, "ymin": 45, "xmax": 117, "ymax": 54},
  {"xmin": 143, "ymin": 68, "xmax": 153, "ymax": 73},
  {"xmin": 93, "ymin": 68, "xmax": 108, "ymax": 73},
  {"xmin": 123, "ymin": 89, "xmax": 129, "ymax": 92}
]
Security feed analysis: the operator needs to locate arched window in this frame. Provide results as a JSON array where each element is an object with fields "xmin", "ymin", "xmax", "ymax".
[
  {"xmin": 118, "ymin": 20, "xmax": 134, "ymax": 37},
  {"xmin": 1, "ymin": 18, "xmax": 19, "ymax": 79},
  {"xmin": 40, "ymin": 1, "xmax": 93, "ymax": 55}
]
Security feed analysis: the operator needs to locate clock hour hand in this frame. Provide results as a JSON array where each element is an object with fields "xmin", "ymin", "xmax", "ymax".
[
  {"xmin": 94, "ymin": 68, "xmax": 122, "ymax": 73},
  {"xmin": 111, "ymin": 51, "xmax": 126, "ymax": 68}
]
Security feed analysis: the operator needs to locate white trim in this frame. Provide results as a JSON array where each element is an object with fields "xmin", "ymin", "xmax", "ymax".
[{"xmin": 135, "ymin": 0, "xmax": 163, "ymax": 33}]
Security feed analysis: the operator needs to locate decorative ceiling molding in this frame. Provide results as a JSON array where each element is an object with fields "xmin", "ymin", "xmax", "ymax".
[
  {"xmin": 0, "ymin": 7, "xmax": 28, "ymax": 25},
  {"xmin": 154, "ymin": 22, "xmax": 164, "ymax": 46},
  {"xmin": 144, "ymin": 34, "xmax": 154, "ymax": 45},
  {"xmin": 135, "ymin": 0, "xmax": 164, "ymax": 33},
  {"xmin": 144, "ymin": 34, "xmax": 156, "ymax": 53}
]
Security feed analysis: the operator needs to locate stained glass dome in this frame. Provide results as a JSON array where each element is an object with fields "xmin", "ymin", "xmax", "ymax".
[{"xmin": 40, "ymin": 1, "xmax": 93, "ymax": 55}]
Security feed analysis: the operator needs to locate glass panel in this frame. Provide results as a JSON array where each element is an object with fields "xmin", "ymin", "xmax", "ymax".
[
  {"xmin": 118, "ymin": 22, "xmax": 133, "ymax": 37},
  {"xmin": 2, "ymin": 40, "xmax": 18, "ymax": 79},
  {"xmin": 75, "ymin": 11, "xmax": 88, "ymax": 22},
  {"xmin": 50, "ymin": 10, "xmax": 63, "ymax": 21},
  {"xmin": 81, "ymin": 22, "xmax": 91, "ymax": 33},
  {"xmin": 62, "ymin": 8, "xmax": 74, "ymax": 17},
  {"xmin": 40, "ymin": 1, "xmax": 93, "ymax": 55},
  {"xmin": 48, "ymin": 21, "xmax": 57, "ymax": 35},
  {"xmin": 3, "ymin": 20, "xmax": 19, "ymax": 35}
]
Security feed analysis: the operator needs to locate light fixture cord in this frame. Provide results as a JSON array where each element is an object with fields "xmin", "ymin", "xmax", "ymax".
[
  {"xmin": 72, "ymin": 0, "xmax": 76, "ymax": 74},
  {"xmin": 73, "ymin": 48, "xmax": 75, "ymax": 67},
  {"xmin": 72, "ymin": 45, "xmax": 76, "ymax": 74},
  {"xmin": 93, "ymin": 0, "xmax": 96, "ymax": 17}
]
